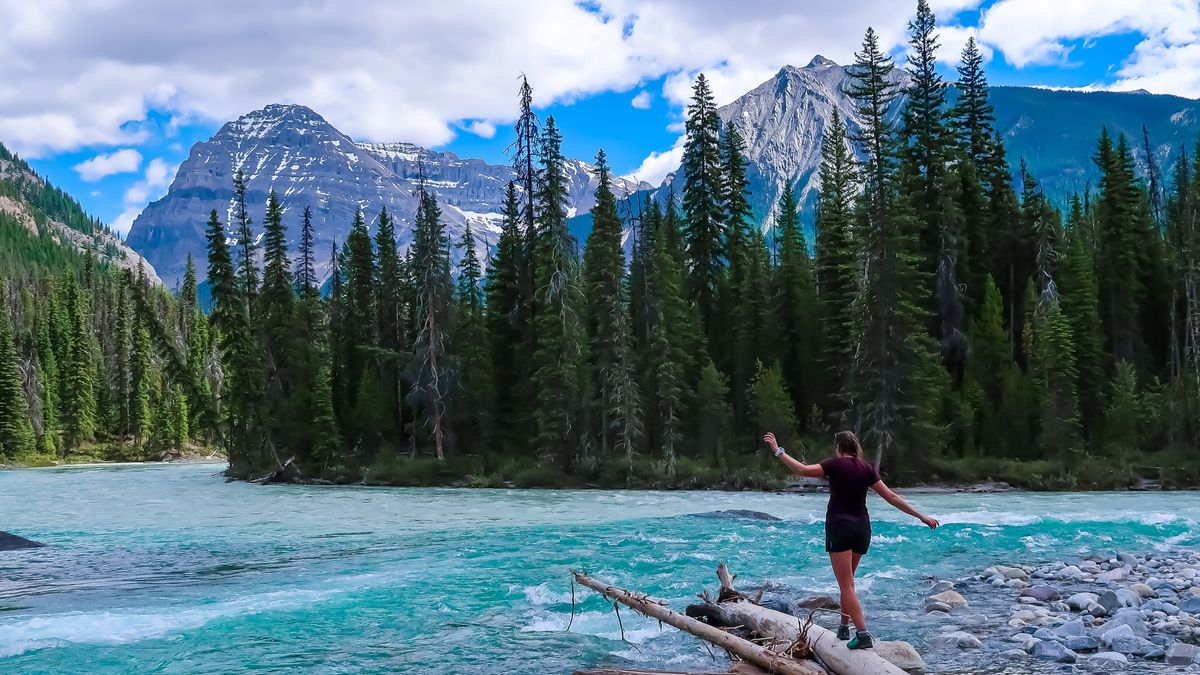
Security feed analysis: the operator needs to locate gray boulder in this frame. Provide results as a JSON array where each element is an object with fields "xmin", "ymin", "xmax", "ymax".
[
  {"xmin": 1065, "ymin": 635, "xmax": 1100, "ymax": 652},
  {"xmin": 1066, "ymin": 592, "xmax": 1099, "ymax": 610},
  {"xmin": 1142, "ymin": 599, "xmax": 1179, "ymax": 616},
  {"xmin": 1180, "ymin": 596, "xmax": 1200, "ymax": 614},
  {"xmin": 924, "ymin": 601, "xmax": 952, "ymax": 614},
  {"xmin": 1165, "ymin": 642, "xmax": 1200, "ymax": 666},
  {"xmin": 1109, "ymin": 634, "xmax": 1159, "ymax": 657},
  {"xmin": 937, "ymin": 631, "xmax": 982, "ymax": 649},
  {"xmin": 927, "ymin": 590, "xmax": 968, "ymax": 609},
  {"xmin": 1021, "ymin": 585, "xmax": 1061, "ymax": 602},
  {"xmin": 1032, "ymin": 639, "xmax": 1077, "ymax": 663},
  {"xmin": 1102, "ymin": 611, "xmax": 1148, "ymax": 637},
  {"xmin": 1054, "ymin": 619, "xmax": 1086, "ymax": 637},
  {"xmin": 1088, "ymin": 651, "xmax": 1129, "ymax": 669}
]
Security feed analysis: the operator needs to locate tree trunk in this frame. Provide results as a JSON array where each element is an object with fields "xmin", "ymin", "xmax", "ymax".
[
  {"xmin": 572, "ymin": 572, "xmax": 824, "ymax": 675},
  {"xmin": 690, "ymin": 564, "xmax": 918, "ymax": 675}
]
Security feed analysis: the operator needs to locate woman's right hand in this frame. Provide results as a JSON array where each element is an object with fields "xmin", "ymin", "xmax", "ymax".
[
  {"xmin": 763, "ymin": 432, "xmax": 779, "ymax": 454},
  {"xmin": 920, "ymin": 515, "xmax": 940, "ymax": 529}
]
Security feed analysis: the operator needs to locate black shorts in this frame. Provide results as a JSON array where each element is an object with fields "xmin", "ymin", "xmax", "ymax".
[{"xmin": 825, "ymin": 520, "xmax": 871, "ymax": 554}]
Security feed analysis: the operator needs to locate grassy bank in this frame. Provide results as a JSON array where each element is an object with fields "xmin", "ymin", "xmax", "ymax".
[
  {"xmin": 2, "ymin": 442, "xmax": 225, "ymax": 469},
  {"xmin": 284, "ymin": 450, "xmax": 1200, "ymax": 491}
]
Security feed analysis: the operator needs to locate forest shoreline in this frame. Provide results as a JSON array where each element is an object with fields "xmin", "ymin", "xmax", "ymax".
[{"xmin": 3, "ymin": 457, "xmax": 1198, "ymax": 492}]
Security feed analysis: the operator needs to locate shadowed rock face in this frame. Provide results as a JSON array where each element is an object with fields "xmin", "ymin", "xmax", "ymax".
[
  {"xmin": 125, "ymin": 104, "xmax": 650, "ymax": 288},
  {"xmin": 0, "ymin": 532, "xmax": 44, "ymax": 550}
]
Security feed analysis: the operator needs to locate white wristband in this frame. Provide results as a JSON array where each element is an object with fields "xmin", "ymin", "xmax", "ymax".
[{"xmin": 774, "ymin": 447, "xmax": 785, "ymax": 457}]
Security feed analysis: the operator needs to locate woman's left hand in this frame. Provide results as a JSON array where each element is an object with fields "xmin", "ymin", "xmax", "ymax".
[{"xmin": 921, "ymin": 515, "xmax": 940, "ymax": 529}]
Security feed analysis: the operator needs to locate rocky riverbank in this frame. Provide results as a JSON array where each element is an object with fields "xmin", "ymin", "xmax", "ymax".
[{"xmin": 922, "ymin": 549, "xmax": 1200, "ymax": 671}]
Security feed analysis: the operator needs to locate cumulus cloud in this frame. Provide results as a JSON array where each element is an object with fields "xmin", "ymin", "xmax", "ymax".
[
  {"xmin": 0, "ymin": 0, "xmax": 982, "ymax": 159},
  {"xmin": 112, "ymin": 158, "xmax": 176, "ymax": 235},
  {"xmin": 464, "ymin": 120, "xmax": 497, "ymax": 138},
  {"xmin": 978, "ymin": 0, "xmax": 1199, "ymax": 69},
  {"xmin": 631, "ymin": 91, "xmax": 652, "ymax": 109},
  {"xmin": 73, "ymin": 148, "xmax": 143, "ymax": 181},
  {"xmin": 622, "ymin": 135, "xmax": 685, "ymax": 186}
]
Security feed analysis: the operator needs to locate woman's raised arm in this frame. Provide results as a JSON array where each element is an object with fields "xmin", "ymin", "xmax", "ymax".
[{"xmin": 763, "ymin": 432, "xmax": 824, "ymax": 478}]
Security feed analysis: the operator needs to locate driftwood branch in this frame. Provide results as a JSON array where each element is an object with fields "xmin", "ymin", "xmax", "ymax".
[
  {"xmin": 691, "ymin": 564, "xmax": 914, "ymax": 675},
  {"xmin": 572, "ymin": 572, "xmax": 825, "ymax": 675}
]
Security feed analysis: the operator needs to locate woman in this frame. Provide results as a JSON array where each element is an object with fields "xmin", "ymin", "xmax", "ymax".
[{"xmin": 763, "ymin": 430, "xmax": 939, "ymax": 650}]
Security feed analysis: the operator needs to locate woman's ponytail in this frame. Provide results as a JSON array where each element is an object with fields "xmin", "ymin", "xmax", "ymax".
[{"xmin": 835, "ymin": 431, "xmax": 864, "ymax": 463}]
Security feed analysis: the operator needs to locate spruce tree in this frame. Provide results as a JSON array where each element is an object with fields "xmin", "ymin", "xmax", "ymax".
[
  {"xmin": 695, "ymin": 360, "xmax": 733, "ymax": 464},
  {"xmin": 259, "ymin": 190, "xmax": 298, "ymax": 444},
  {"xmin": 582, "ymin": 150, "xmax": 642, "ymax": 465},
  {"xmin": 375, "ymin": 206, "xmax": 406, "ymax": 441},
  {"xmin": 749, "ymin": 361, "xmax": 798, "ymax": 450},
  {"xmin": 1059, "ymin": 198, "xmax": 1106, "ymax": 436}
]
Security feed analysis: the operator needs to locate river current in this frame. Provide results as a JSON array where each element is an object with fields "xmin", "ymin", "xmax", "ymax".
[{"xmin": 0, "ymin": 463, "xmax": 1197, "ymax": 673}]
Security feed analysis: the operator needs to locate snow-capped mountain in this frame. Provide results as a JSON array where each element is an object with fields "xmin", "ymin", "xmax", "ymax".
[{"xmin": 126, "ymin": 104, "xmax": 650, "ymax": 288}]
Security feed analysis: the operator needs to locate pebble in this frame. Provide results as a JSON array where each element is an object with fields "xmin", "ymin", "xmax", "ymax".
[
  {"xmin": 937, "ymin": 630, "xmax": 983, "ymax": 649},
  {"xmin": 924, "ymin": 600, "xmax": 952, "ymax": 614},
  {"xmin": 1020, "ymin": 585, "xmax": 1061, "ymax": 602}
]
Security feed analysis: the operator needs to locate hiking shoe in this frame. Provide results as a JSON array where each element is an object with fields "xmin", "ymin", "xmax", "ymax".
[
  {"xmin": 836, "ymin": 625, "xmax": 851, "ymax": 641},
  {"xmin": 847, "ymin": 631, "xmax": 874, "ymax": 650}
]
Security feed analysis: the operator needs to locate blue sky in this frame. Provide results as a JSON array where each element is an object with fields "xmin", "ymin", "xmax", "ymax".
[{"xmin": 4, "ymin": 0, "xmax": 1198, "ymax": 235}]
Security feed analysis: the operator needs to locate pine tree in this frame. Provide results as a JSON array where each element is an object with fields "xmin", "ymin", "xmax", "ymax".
[
  {"xmin": 61, "ymin": 275, "xmax": 96, "ymax": 450},
  {"xmin": 749, "ymin": 361, "xmax": 798, "ymax": 449},
  {"xmin": 453, "ymin": 222, "xmax": 495, "ymax": 459},
  {"xmin": 130, "ymin": 318, "xmax": 152, "ymax": 445},
  {"xmin": 232, "ymin": 170, "xmax": 259, "ymax": 311},
  {"xmin": 374, "ymin": 206, "xmax": 406, "ymax": 441},
  {"xmin": 846, "ymin": 26, "xmax": 941, "ymax": 469},
  {"xmin": 0, "ymin": 281, "xmax": 35, "ymax": 457},
  {"xmin": 951, "ymin": 37, "xmax": 996, "ymax": 164},
  {"xmin": 408, "ymin": 183, "xmax": 452, "ymax": 460},
  {"xmin": 1029, "ymin": 293, "xmax": 1082, "ymax": 465},
  {"xmin": 814, "ymin": 110, "xmax": 858, "ymax": 418},
  {"xmin": 681, "ymin": 74, "xmax": 726, "ymax": 337},
  {"xmin": 259, "ymin": 190, "xmax": 298, "ymax": 444},
  {"xmin": 296, "ymin": 206, "xmax": 318, "ymax": 296},
  {"xmin": 486, "ymin": 182, "xmax": 526, "ymax": 453},
  {"xmin": 341, "ymin": 207, "xmax": 378, "ymax": 429},
  {"xmin": 310, "ymin": 363, "xmax": 341, "ymax": 472},
  {"xmin": 1059, "ymin": 198, "xmax": 1106, "ymax": 436},
  {"xmin": 722, "ymin": 124, "xmax": 762, "ymax": 417},
  {"xmin": 582, "ymin": 150, "xmax": 642, "ymax": 465},
  {"xmin": 773, "ymin": 186, "xmax": 819, "ymax": 430},
  {"xmin": 530, "ymin": 116, "xmax": 585, "ymax": 468},
  {"xmin": 695, "ymin": 360, "xmax": 733, "ymax": 464}
]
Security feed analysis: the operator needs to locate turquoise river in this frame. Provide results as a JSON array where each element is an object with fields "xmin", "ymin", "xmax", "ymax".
[{"xmin": 0, "ymin": 463, "xmax": 1197, "ymax": 673}]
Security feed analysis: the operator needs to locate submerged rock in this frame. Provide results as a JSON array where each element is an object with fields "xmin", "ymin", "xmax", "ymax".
[
  {"xmin": 927, "ymin": 590, "xmax": 968, "ymax": 609},
  {"xmin": 689, "ymin": 509, "xmax": 782, "ymax": 521},
  {"xmin": 936, "ymin": 631, "xmax": 982, "ymax": 648},
  {"xmin": 0, "ymin": 532, "xmax": 44, "ymax": 550},
  {"xmin": 1088, "ymin": 651, "xmax": 1129, "ymax": 669}
]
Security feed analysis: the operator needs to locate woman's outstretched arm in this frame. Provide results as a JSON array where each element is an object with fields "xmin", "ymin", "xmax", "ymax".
[
  {"xmin": 871, "ymin": 480, "xmax": 940, "ymax": 529},
  {"xmin": 763, "ymin": 433, "xmax": 824, "ymax": 478}
]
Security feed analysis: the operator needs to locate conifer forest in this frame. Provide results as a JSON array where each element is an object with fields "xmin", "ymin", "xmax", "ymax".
[{"xmin": 4, "ymin": 2, "xmax": 1200, "ymax": 490}]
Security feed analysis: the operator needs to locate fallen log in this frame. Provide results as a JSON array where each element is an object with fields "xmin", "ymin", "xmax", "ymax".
[
  {"xmin": 687, "ymin": 564, "xmax": 917, "ymax": 675},
  {"xmin": 572, "ymin": 572, "xmax": 826, "ymax": 675}
]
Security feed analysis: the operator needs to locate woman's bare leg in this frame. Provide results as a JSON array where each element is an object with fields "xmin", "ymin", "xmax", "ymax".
[
  {"xmin": 839, "ymin": 552, "xmax": 864, "ymax": 627},
  {"xmin": 830, "ymin": 551, "xmax": 866, "ymax": 631}
]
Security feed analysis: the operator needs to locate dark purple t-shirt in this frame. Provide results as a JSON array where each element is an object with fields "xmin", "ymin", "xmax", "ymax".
[{"xmin": 820, "ymin": 456, "xmax": 880, "ymax": 525}]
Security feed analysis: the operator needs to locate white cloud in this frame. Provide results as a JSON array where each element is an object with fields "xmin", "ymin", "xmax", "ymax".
[
  {"xmin": 464, "ymin": 120, "xmax": 496, "ymax": 138},
  {"xmin": 0, "ymin": 0, "xmax": 982, "ymax": 158},
  {"xmin": 622, "ymin": 135, "xmax": 685, "ymax": 186},
  {"xmin": 73, "ymin": 148, "xmax": 142, "ymax": 181},
  {"xmin": 631, "ymin": 90, "xmax": 652, "ymax": 109},
  {"xmin": 974, "ymin": 0, "xmax": 1200, "ymax": 76},
  {"xmin": 112, "ymin": 157, "xmax": 176, "ymax": 235}
]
